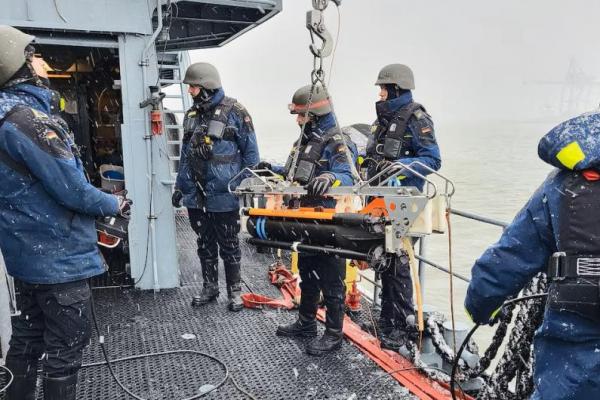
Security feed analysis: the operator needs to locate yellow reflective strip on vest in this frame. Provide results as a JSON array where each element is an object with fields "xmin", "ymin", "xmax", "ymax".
[{"xmin": 556, "ymin": 141, "xmax": 585, "ymax": 170}]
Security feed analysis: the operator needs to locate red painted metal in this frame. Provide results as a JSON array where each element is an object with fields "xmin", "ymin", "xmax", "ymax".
[
  {"xmin": 345, "ymin": 281, "xmax": 362, "ymax": 312},
  {"xmin": 316, "ymin": 309, "xmax": 470, "ymax": 400},
  {"xmin": 241, "ymin": 265, "xmax": 300, "ymax": 309}
]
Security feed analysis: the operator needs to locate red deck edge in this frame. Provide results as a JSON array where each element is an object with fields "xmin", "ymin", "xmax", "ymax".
[{"xmin": 317, "ymin": 309, "xmax": 472, "ymax": 400}]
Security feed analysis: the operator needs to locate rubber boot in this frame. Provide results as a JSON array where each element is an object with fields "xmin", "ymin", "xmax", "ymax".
[
  {"xmin": 380, "ymin": 328, "xmax": 408, "ymax": 351},
  {"xmin": 227, "ymin": 285, "xmax": 244, "ymax": 312},
  {"xmin": 276, "ymin": 314, "xmax": 318, "ymax": 337},
  {"xmin": 306, "ymin": 328, "xmax": 343, "ymax": 356},
  {"xmin": 381, "ymin": 315, "xmax": 418, "ymax": 351},
  {"xmin": 306, "ymin": 300, "xmax": 344, "ymax": 356},
  {"xmin": 224, "ymin": 261, "xmax": 243, "ymax": 312},
  {"xmin": 5, "ymin": 358, "xmax": 37, "ymax": 400},
  {"xmin": 276, "ymin": 291, "xmax": 319, "ymax": 337},
  {"xmin": 43, "ymin": 373, "xmax": 77, "ymax": 400},
  {"xmin": 191, "ymin": 283, "xmax": 220, "ymax": 307}
]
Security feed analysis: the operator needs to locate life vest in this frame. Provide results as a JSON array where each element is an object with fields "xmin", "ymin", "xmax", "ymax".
[
  {"xmin": 183, "ymin": 96, "xmax": 238, "ymax": 143},
  {"xmin": 548, "ymin": 169, "xmax": 600, "ymax": 321},
  {"xmin": 283, "ymin": 127, "xmax": 349, "ymax": 185},
  {"xmin": 362, "ymin": 102, "xmax": 429, "ymax": 183},
  {"xmin": 369, "ymin": 102, "xmax": 427, "ymax": 162},
  {"xmin": 184, "ymin": 96, "xmax": 241, "ymax": 184}
]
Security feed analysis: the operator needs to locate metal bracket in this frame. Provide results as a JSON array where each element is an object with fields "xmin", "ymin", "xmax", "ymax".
[{"xmin": 384, "ymin": 195, "xmax": 429, "ymax": 249}]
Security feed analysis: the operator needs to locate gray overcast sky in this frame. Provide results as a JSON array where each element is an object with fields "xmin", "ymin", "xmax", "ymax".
[{"xmin": 190, "ymin": 0, "xmax": 600, "ymax": 159}]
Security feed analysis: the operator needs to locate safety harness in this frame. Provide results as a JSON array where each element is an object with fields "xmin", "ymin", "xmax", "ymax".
[
  {"xmin": 547, "ymin": 169, "xmax": 600, "ymax": 321},
  {"xmin": 185, "ymin": 96, "xmax": 240, "ymax": 143},
  {"xmin": 186, "ymin": 96, "xmax": 246, "ymax": 191}
]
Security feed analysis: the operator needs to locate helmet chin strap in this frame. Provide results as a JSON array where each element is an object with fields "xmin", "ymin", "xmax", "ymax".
[
  {"xmin": 193, "ymin": 87, "xmax": 217, "ymax": 110},
  {"xmin": 301, "ymin": 116, "xmax": 318, "ymax": 139}
]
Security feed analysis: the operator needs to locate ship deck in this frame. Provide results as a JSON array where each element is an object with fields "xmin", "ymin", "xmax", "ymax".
[{"xmin": 64, "ymin": 216, "xmax": 415, "ymax": 400}]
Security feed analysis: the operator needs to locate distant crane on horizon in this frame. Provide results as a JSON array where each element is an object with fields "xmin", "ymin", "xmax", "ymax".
[{"xmin": 527, "ymin": 58, "xmax": 600, "ymax": 118}]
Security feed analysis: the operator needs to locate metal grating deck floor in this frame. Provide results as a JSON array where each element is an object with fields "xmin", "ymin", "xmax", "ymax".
[{"xmin": 3, "ymin": 216, "xmax": 416, "ymax": 400}]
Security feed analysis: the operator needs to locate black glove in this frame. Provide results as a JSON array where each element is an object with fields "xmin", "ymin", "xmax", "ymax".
[
  {"xmin": 116, "ymin": 195, "xmax": 133, "ymax": 218},
  {"xmin": 197, "ymin": 142, "xmax": 213, "ymax": 160},
  {"xmin": 256, "ymin": 161, "xmax": 272, "ymax": 171},
  {"xmin": 190, "ymin": 133, "xmax": 213, "ymax": 160},
  {"xmin": 172, "ymin": 189, "xmax": 183, "ymax": 208},
  {"xmin": 377, "ymin": 159, "xmax": 398, "ymax": 172},
  {"xmin": 489, "ymin": 304, "xmax": 512, "ymax": 326},
  {"xmin": 306, "ymin": 173, "xmax": 335, "ymax": 196}
]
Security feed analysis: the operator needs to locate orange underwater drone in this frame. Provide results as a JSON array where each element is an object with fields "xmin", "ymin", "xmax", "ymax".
[{"xmin": 230, "ymin": 161, "xmax": 454, "ymax": 282}]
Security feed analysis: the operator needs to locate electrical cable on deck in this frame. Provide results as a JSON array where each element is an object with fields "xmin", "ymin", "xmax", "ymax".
[{"xmin": 87, "ymin": 291, "xmax": 259, "ymax": 400}]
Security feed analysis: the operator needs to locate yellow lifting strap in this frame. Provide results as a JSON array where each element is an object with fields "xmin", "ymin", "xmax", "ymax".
[{"xmin": 403, "ymin": 237, "xmax": 424, "ymax": 334}]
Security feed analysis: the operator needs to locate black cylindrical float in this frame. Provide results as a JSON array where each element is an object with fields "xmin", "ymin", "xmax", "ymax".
[{"xmin": 247, "ymin": 217, "xmax": 383, "ymax": 254}]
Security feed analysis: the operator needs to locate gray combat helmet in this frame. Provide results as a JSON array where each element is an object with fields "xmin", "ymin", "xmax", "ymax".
[
  {"xmin": 375, "ymin": 64, "xmax": 415, "ymax": 90},
  {"xmin": 0, "ymin": 25, "xmax": 35, "ymax": 87},
  {"xmin": 183, "ymin": 62, "xmax": 222, "ymax": 90},
  {"xmin": 289, "ymin": 84, "xmax": 331, "ymax": 117}
]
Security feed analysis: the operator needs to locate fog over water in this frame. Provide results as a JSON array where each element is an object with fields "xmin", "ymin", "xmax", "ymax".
[{"xmin": 190, "ymin": 0, "xmax": 600, "ymax": 345}]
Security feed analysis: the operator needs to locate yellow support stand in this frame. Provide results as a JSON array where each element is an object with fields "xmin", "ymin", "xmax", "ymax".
[
  {"xmin": 403, "ymin": 238, "xmax": 424, "ymax": 334},
  {"xmin": 344, "ymin": 259, "xmax": 358, "ymax": 294},
  {"xmin": 291, "ymin": 251, "xmax": 299, "ymax": 275}
]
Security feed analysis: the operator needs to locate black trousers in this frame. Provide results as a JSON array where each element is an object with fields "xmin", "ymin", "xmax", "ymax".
[
  {"xmin": 6, "ymin": 279, "xmax": 92, "ymax": 378},
  {"xmin": 298, "ymin": 254, "xmax": 346, "ymax": 331},
  {"xmin": 379, "ymin": 255, "xmax": 415, "ymax": 331},
  {"xmin": 188, "ymin": 208, "xmax": 242, "ymax": 291}
]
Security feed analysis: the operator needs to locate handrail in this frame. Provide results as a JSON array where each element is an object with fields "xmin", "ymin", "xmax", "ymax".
[
  {"xmin": 450, "ymin": 209, "xmax": 509, "ymax": 228},
  {"xmin": 358, "ymin": 160, "xmax": 439, "ymax": 200},
  {"xmin": 358, "ymin": 207, "xmax": 509, "ymax": 306},
  {"xmin": 356, "ymin": 271, "xmax": 382, "ymax": 289},
  {"xmin": 227, "ymin": 167, "xmax": 278, "ymax": 193},
  {"xmin": 414, "ymin": 255, "xmax": 471, "ymax": 283}
]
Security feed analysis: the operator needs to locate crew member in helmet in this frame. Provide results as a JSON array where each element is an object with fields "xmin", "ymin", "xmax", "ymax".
[
  {"xmin": 0, "ymin": 26, "xmax": 124, "ymax": 400},
  {"xmin": 364, "ymin": 64, "xmax": 441, "ymax": 350},
  {"xmin": 172, "ymin": 62, "xmax": 259, "ymax": 312},
  {"xmin": 259, "ymin": 84, "xmax": 357, "ymax": 355},
  {"xmin": 466, "ymin": 112, "xmax": 600, "ymax": 400}
]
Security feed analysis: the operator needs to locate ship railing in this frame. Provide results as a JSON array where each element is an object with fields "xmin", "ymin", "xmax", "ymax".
[{"xmin": 357, "ymin": 209, "xmax": 510, "ymax": 307}]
